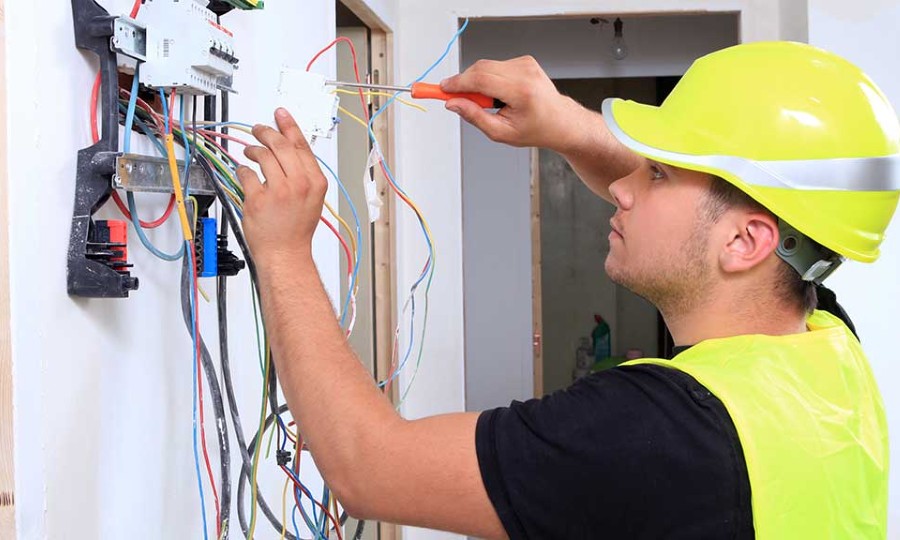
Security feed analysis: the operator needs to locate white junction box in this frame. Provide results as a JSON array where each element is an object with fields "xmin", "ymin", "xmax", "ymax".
[
  {"xmin": 278, "ymin": 68, "xmax": 340, "ymax": 144},
  {"xmin": 137, "ymin": 0, "xmax": 238, "ymax": 94}
]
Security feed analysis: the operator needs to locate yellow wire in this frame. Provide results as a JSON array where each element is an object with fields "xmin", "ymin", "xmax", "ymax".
[
  {"xmin": 247, "ymin": 345, "xmax": 271, "ymax": 539},
  {"xmin": 186, "ymin": 196, "xmax": 211, "ymax": 302},
  {"xmin": 281, "ymin": 478, "xmax": 290, "ymax": 540},
  {"xmin": 337, "ymin": 106, "xmax": 370, "ymax": 131},
  {"xmin": 338, "ymin": 103, "xmax": 437, "ymax": 286},
  {"xmin": 332, "ymin": 88, "xmax": 428, "ymax": 113},
  {"xmin": 165, "ymin": 134, "xmax": 193, "ymax": 241},
  {"xmin": 324, "ymin": 200, "xmax": 357, "ymax": 264}
]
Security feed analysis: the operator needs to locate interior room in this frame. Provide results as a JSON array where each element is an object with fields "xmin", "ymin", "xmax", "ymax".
[{"xmin": 2, "ymin": 1, "xmax": 900, "ymax": 538}]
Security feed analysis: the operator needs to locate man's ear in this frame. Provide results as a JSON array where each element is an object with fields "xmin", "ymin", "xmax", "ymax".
[{"xmin": 718, "ymin": 211, "xmax": 779, "ymax": 274}]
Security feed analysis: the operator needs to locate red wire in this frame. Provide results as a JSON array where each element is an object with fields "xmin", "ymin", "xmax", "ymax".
[
  {"xmin": 197, "ymin": 129, "xmax": 252, "ymax": 147},
  {"xmin": 90, "ymin": 0, "xmax": 177, "ymax": 228},
  {"xmin": 191, "ymin": 243, "xmax": 222, "ymax": 538},
  {"xmin": 168, "ymin": 90, "xmax": 178, "ymax": 135},
  {"xmin": 320, "ymin": 216, "xmax": 353, "ymax": 276},
  {"xmin": 283, "ymin": 465, "xmax": 344, "ymax": 540},
  {"xmin": 194, "ymin": 131, "xmax": 243, "ymax": 166}
]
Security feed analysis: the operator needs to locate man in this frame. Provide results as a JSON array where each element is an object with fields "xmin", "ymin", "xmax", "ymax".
[{"xmin": 237, "ymin": 41, "xmax": 898, "ymax": 538}]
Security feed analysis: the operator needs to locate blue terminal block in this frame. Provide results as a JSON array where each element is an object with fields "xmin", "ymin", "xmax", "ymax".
[{"xmin": 198, "ymin": 217, "xmax": 219, "ymax": 278}]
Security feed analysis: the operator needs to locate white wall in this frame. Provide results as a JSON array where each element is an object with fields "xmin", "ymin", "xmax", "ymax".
[
  {"xmin": 807, "ymin": 0, "xmax": 900, "ymax": 534},
  {"xmin": 7, "ymin": 1, "xmax": 342, "ymax": 538},
  {"xmin": 355, "ymin": 0, "xmax": 397, "ymax": 30},
  {"xmin": 460, "ymin": 124, "xmax": 533, "ymax": 411},
  {"xmin": 396, "ymin": 2, "xmax": 785, "ymax": 539},
  {"xmin": 461, "ymin": 14, "xmax": 739, "ymax": 80}
]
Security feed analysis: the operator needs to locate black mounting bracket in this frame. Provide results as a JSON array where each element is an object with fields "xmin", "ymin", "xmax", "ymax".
[{"xmin": 67, "ymin": 0, "xmax": 138, "ymax": 297}]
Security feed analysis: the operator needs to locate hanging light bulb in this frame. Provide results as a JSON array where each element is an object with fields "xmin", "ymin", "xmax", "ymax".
[{"xmin": 610, "ymin": 18, "xmax": 628, "ymax": 60}]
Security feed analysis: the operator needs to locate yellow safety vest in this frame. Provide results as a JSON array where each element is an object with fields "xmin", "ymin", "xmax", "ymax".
[{"xmin": 626, "ymin": 310, "xmax": 889, "ymax": 539}]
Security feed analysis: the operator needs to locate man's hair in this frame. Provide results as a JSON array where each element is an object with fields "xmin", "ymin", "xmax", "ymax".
[{"xmin": 703, "ymin": 176, "xmax": 818, "ymax": 314}]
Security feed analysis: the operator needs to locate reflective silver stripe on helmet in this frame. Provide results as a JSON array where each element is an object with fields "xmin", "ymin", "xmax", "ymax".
[{"xmin": 602, "ymin": 98, "xmax": 900, "ymax": 192}]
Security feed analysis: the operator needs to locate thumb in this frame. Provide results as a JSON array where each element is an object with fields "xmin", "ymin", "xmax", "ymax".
[{"xmin": 446, "ymin": 98, "xmax": 512, "ymax": 143}]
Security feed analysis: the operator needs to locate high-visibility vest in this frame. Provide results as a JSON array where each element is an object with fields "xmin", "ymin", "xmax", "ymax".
[{"xmin": 626, "ymin": 310, "xmax": 889, "ymax": 538}]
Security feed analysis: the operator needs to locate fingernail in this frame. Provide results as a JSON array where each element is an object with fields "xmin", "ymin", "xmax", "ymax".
[
  {"xmin": 440, "ymin": 78, "xmax": 449, "ymax": 87},
  {"xmin": 447, "ymin": 105, "xmax": 460, "ymax": 114},
  {"xmin": 276, "ymin": 108, "xmax": 289, "ymax": 118}
]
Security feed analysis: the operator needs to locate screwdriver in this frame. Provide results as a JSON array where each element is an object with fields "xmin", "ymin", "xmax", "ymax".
[{"xmin": 327, "ymin": 81, "xmax": 506, "ymax": 109}]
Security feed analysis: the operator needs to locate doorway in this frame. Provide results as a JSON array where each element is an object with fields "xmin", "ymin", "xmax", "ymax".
[
  {"xmin": 460, "ymin": 13, "xmax": 739, "ymax": 409},
  {"xmin": 533, "ymin": 77, "xmax": 679, "ymax": 395}
]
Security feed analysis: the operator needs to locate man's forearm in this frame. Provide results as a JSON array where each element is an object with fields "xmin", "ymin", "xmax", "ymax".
[
  {"xmin": 551, "ymin": 97, "xmax": 642, "ymax": 202},
  {"xmin": 255, "ymin": 253, "xmax": 400, "ymax": 504}
]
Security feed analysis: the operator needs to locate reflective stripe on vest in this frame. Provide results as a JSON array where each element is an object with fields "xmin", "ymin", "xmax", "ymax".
[{"xmin": 625, "ymin": 310, "xmax": 888, "ymax": 539}]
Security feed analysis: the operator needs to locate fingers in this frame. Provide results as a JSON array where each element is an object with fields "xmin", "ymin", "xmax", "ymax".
[
  {"xmin": 274, "ymin": 108, "xmax": 310, "ymax": 152},
  {"xmin": 445, "ymin": 98, "xmax": 516, "ymax": 143},
  {"xmin": 441, "ymin": 69, "xmax": 510, "ymax": 102},
  {"xmin": 250, "ymin": 123, "xmax": 307, "ymax": 180},
  {"xmin": 244, "ymin": 143, "xmax": 287, "ymax": 188},
  {"xmin": 235, "ymin": 165, "xmax": 263, "ymax": 198}
]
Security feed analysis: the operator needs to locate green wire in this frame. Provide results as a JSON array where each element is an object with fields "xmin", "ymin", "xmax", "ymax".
[{"xmin": 251, "ymin": 284, "xmax": 266, "ymax": 376}]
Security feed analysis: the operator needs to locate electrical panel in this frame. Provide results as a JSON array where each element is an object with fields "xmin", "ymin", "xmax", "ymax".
[{"xmin": 138, "ymin": 0, "xmax": 239, "ymax": 95}]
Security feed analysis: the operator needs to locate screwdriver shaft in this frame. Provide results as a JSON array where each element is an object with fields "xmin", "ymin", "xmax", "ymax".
[{"xmin": 326, "ymin": 81, "xmax": 411, "ymax": 93}]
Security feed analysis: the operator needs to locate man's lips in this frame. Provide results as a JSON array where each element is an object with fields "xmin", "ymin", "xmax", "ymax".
[{"xmin": 609, "ymin": 218, "xmax": 623, "ymax": 238}]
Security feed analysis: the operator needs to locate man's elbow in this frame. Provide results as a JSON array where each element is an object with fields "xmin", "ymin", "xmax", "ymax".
[{"xmin": 329, "ymin": 476, "xmax": 374, "ymax": 521}]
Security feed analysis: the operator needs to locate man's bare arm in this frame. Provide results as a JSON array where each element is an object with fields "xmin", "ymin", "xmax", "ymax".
[
  {"xmin": 441, "ymin": 56, "xmax": 641, "ymax": 202},
  {"xmin": 238, "ymin": 112, "xmax": 507, "ymax": 539}
]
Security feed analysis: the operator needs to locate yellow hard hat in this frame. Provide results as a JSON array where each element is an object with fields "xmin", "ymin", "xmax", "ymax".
[{"xmin": 603, "ymin": 41, "xmax": 900, "ymax": 264}]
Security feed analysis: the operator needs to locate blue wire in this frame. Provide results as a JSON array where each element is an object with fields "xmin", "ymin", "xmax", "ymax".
[
  {"xmin": 282, "ymin": 466, "xmax": 327, "ymax": 540},
  {"xmin": 198, "ymin": 120, "xmax": 255, "ymax": 131},
  {"xmin": 368, "ymin": 20, "xmax": 468, "ymax": 387},
  {"xmin": 179, "ymin": 96, "xmax": 192, "ymax": 197},
  {"xmin": 318, "ymin": 487, "xmax": 330, "ymax": 537},
  {"xmin": 188, "ymin": 239, "xmax": 211, "ymax": 540},
  {"xmin": 123, "ymin": 74, "xmax": 183, "ymax": 261},
  {"xmin": 118, "ymin": 103, "xmax": 167, "ymax": 155},
  {"xmin": 159, "ymin": 89, "xmax": 170, "ymax": 134},
  {"xmin": 123, "ymin": 66, "xmax": 141, "ymax": 154},
  {"xmin": 292, "ymin": 506, "xmax": 302, "ymax": 540},
  {"xmin": 315, "ymin": 156, "xmax": 361, "ymax": 327}
]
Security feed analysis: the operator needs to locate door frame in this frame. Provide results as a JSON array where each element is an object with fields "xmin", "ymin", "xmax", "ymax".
[
  {"xmin": 0, "ymin": 0, "xmax": 16, "ymax": 535},
  {"xmin": 338, "ymin": 2, "xmax": 397, "ymax": 539},
  {"xmin": 530, "ymin": 148, "xmax": 543, "ymax": 398}
]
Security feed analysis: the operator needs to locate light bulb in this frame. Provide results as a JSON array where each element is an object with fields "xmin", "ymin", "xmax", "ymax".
[{"xmin": 610, "ymin": 18, "xmax": 628, "ymax": 60}]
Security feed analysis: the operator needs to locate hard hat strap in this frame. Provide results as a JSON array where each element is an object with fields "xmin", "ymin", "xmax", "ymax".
[{"xmin": 776, "ymin": 219, "xmax": 845, "ymax": 284}]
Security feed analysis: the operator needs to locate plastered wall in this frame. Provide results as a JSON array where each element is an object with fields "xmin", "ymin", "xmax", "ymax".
[{"xmin": 7, "ymin": 1, "xmax": 345, "ymax": 538}]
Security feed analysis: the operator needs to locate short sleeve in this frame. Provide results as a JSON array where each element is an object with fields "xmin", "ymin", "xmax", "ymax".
[{"xmin": 475, "ymin": 364, "xmax": 753, "ymax": 540}]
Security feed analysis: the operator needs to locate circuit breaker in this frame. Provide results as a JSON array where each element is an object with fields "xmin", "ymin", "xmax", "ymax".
[
  {"xmin": 278, "ymin": 69, "xmax": 341, "ymax": 144},
  {"xmin": 137, "ymin": 0, "xmax": 239, "ymax": 94}
]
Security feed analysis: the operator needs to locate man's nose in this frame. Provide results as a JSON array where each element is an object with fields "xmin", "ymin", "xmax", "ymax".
[{"xmin": 608, "ymin": 174, "xmax": 634, "ymax": 210}]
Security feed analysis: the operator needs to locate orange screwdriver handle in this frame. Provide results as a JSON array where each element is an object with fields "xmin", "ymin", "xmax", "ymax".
[{"xmin": 410, "ymin": 82, "xmax": 505, "ymax": 109}]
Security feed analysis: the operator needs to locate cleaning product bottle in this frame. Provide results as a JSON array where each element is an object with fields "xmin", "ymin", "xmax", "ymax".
[{"xmin": 591, "ymin": 314, "xmax": 611, "ymax": 363}]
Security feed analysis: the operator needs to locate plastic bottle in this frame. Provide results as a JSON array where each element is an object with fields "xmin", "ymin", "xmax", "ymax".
[{"xmin": 591, "ymin": 314, "xmax": 611, "ymax": 362}]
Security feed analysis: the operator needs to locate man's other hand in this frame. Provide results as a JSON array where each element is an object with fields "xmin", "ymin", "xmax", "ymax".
[{"xmin": 237, "ymin": 109, "xmax": 327, "ymax": 266}]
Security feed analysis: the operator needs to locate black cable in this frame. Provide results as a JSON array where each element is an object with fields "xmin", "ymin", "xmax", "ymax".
[
  {"xmin": 178, "ymin": 219, "xmax": 231, "ymax": 539},
  {"xmin": 190, "ymin": 95, "xmax": 233, "ymax": 539},
  {"xmin": 197, "ymin": 100, "xmax": 366, "ymax": 538}
]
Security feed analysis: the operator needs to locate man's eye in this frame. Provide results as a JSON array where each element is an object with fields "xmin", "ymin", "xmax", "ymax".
[{"xmin": 650, "ymin": 164, "xmax": 665, "ymax": 180}]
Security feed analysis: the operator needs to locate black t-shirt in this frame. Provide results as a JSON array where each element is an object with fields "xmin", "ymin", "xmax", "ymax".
[{"xmin": 475, "ymin": 363, "xmax": 754, "ymax": 539}]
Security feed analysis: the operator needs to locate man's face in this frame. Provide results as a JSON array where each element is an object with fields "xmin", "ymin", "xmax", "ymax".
[{"xmin": 605, "ymin": 159, "xmax": 715, "ymax": 312}]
